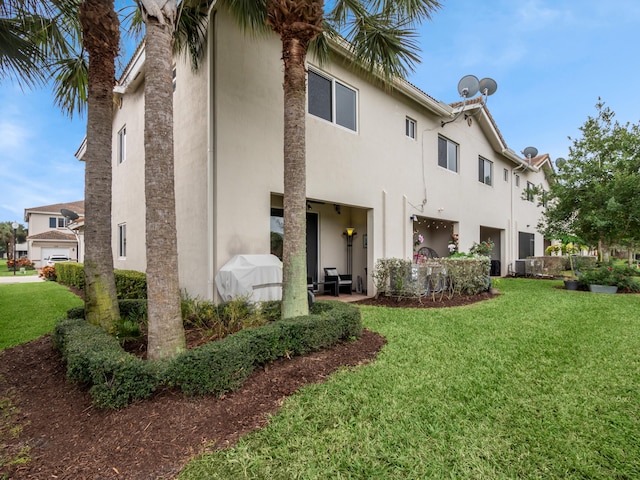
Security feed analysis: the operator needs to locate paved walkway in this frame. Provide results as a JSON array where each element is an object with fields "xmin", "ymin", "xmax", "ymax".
[{"xmin": 0, "ymin": 274, "xmax": 44, "ymax": 284}]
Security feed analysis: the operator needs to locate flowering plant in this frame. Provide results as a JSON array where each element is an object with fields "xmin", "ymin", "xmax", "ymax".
[
  {"xmin": 469, "ymin": 239, "xmax": 494, "ymax": 257},
  {"xmin": 447, "ymin": 233, "xmax": 459, "ymax": 255}
]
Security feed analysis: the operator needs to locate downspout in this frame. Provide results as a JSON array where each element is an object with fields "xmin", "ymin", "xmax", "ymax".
[{"xmin": 206, "ymin": 5, "xmax": 217, "ymax": 300}]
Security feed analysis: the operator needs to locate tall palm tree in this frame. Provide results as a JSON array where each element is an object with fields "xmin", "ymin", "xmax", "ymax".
[
  {"xmin": 136, "ymin": 0, "xmax": 186, "ymax": 360},
  {"xmin": 2, "ymin": 0, "xmax": 120, "ymax": 330},
  {"xmin": 78, "ymin": 0, "xmax": 121, "ymax": 330},
  {"xmin": 220, "ymin": 0, "xmax": 441, "ymax": 318}
]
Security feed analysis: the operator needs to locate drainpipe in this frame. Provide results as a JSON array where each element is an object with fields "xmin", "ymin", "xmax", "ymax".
[{"xmin": 206, "ymin": 7, "xmax": 217, "ymax": 301}]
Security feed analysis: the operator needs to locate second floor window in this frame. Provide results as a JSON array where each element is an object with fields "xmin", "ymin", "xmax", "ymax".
[
  {"xmin": 308, "ymin": 69, "xmax": 357, "ymax": 131},
  {"xmin": 478, "ymin": 157, "xmax": 493, "ymax": 185},
  {"xmin": 49, "ymin": 217, "xmax": 66, "ymax": 228},
  {"xmin": 438, "ymin": 136, "xmax": 458, "ymax": 172},
  {"xmin": 526, "ymin": 181, "xmax": 535, "ymax": 202},
  {"xmin": 117, "ymin": 125, "xmax": 126, "ymax": 164},
  {"xmin": 406, "ymin": 117, "xmax": 416, "ymax": 139}
]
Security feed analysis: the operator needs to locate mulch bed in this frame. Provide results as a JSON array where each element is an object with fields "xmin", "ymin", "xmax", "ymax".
[{"xmin": 0, "ymin": 292, "xmax": 494, "ymax": 479}]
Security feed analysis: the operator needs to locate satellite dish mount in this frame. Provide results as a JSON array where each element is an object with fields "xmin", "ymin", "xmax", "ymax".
[{"xmin": 442, "ymin": 75, "xmax": 498, "ymax": 127}]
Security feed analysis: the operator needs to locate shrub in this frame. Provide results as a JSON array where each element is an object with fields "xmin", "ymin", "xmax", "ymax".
[
  {"xmin": 579, "ymin": 264, "xmax": 640, "ymax": 292},
  {"xmin": 114, "ymin": 270, "xmax": 147, "ymax": 299},
  {"xmin": 55, "ymin": 262, "xmax": 84, "ymax": 289},
  {"xmin": 54, "ymin": 300, "xmax": 361, "ymax": 408},
  {"xmin": 373, "ymin": 257, "xmax": 490, "ymax": 298},
  {"xmin": 40, "ymin": 265, "xmax": 57, "ymax": 281},
  {"xmin": 52, "ymin": 318, "xmax": 158, "ymax": 409},
  {"xmin": 6, "ymin": 257, "xmax": 35, "ymax": 270},
  {"xmin": 440, "ymin": 256, "xmax": 491, "ymax": 295}
]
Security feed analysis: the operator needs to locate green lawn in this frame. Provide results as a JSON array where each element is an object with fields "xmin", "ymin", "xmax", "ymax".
[
  {"xmin": 0, "ymin": 259, "xmax": 38, "ymax": 277},
  {"xmin": 0, "ymin": 282, "xmax": 82, "ymax": 350},
  {"xmin": 180, "ymin": 278, "xmax": 640, "ymax": 479}
]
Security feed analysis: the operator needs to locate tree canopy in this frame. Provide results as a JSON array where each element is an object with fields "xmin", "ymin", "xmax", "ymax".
[{"xmin": 539, "ymin": 100, "xmax": 640, "ymax": 261}]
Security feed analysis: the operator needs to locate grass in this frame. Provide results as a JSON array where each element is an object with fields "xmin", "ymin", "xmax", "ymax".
[
  {"xmin": 180, "ymin": 278, "xmax": 640, "ymax": 479},
  {"xmin": 0, "ymin": 259, "xmax": 38, "ymax": 277},
  {"xmin": 0, "ymin": 282, "xmax": 82, "ymax": 350}
]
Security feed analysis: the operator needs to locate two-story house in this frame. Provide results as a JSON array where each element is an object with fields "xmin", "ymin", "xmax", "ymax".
[
  {"xmin": 102, "ymin": 7, "xmax": 552, "ymax": 300},
  {"xmin": 23, "ymin": 201, "xmax": 85, "ymax": 267}
]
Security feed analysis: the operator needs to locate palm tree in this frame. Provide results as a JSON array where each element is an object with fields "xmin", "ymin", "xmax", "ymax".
[
  {"xmin": 219, "ymin": 0, "xmax": 441, "ymax": 318},
  {"xmin": 136, "ymin": 0, "xmax": 186, "ymax": 360},
  {"xmin": 2, "ymin": 0, "xmax": 120, "ymax": 330},
  {"xmin": 78, "ymin": 0, "xmax": 121, "ymax": 330}
]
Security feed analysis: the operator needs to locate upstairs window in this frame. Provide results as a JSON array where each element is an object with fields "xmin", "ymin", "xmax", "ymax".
[
  {"xmin": 515, "ymin": 174, "xmax": 520, "ymax": 187},
  {"xmin": 478, "ymin": 157, "xmax": 493, "ymax": 185},
  {"xmin": 438, "ymin": 136, "xmax": 458, "ymax": 172},
  {"xmin": 504, "ymin": 168, "xmax": 509, "ymax": 182},
  {"xmin": 406, "ymin": 117, "xmax": 416, "ymax": 139},
  {"xmin": 49, "ymin": 217, "xmax": 66, "ymax": 228},
  {"xmin": 117, "ymin": 125, "xmax": 126, "ymax": 164},
  {"xmin": 526, "ymin": 181, "xmax": 535, "ymax": 202},
  {"xmin": 308, "ymin": 70, "xmax": 357, "ymax": 131}
]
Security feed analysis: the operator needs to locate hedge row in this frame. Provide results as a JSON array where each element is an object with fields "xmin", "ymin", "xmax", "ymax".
[
  {"xmin": 440, "ymin": 257, "xmax": 491, "ymax": 295},
  {"xmin": 55, "ymin": 263, "xmax": 147, "ymax": 299},
  {"xmin": 53, "ymin": 300, "xmax": 362, "ymax": 409}
]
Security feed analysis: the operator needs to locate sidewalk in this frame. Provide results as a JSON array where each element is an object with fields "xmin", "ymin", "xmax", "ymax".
[{"xmin": 0, "ymin": 274, "xmax": 44, "ymax": 284}]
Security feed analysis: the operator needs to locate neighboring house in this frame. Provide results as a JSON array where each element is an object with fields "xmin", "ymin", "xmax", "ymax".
[
  {"xmin": 24, "ymin": 201, "xmax": 85, "ymax": 267},
  {"xmin": 95, "ymin": 8, "xmax": 552, "ymax": 301}
]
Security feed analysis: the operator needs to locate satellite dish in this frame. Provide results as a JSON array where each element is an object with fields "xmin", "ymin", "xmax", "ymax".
[
  {"xmin": 479, "ymin": 77, "xmax": 498, "ymax": 96},
  {"xmin": 523, "ymin": 146, "xmax": 539, "ymax": 159},
  {"xmin": 457, "ymin": 75, "xmax": 479, "ymax": 98},
  {"xmin": 60, "ymin": 208, "xmax": 79, "ymax": 221},
  {"xmin": 555, "ymin": 157, "xmax": 566, "ymax": 168}
]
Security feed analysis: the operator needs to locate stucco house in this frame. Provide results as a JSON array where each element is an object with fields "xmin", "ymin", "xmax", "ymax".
[
  {"xmin": 23, "ymin": 201, "xmax": 85, "ymax": 267},
  {"xmin": 99, "ymin": 8, "xmax": 552, "ymax": 301}
]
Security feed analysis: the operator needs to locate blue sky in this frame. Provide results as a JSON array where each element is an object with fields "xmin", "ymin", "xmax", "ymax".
[{"xmin": 1, "ymin": 0, "xmax": 638, "ymax": 225}]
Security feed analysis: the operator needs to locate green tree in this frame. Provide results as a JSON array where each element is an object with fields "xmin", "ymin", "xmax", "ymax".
[
  {"xmin": 220, "ymin": 0, "xmax": 441, "ymax": 319},
  {"xmin": 0, "ymin": 221, "xmax": 27, "ymax": 259},
  {"xmin": 2, "ymin": 0, "xmax": 120, "ymax": 329},
  {"xmin": 540, "ymin": 100, "xmax": 640, "ymax": 263}
]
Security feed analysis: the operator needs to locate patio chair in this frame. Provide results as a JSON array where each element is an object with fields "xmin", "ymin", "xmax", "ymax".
[{"xmin": 323, "ymin": 267, "xmax": 353, "ymax": 295}]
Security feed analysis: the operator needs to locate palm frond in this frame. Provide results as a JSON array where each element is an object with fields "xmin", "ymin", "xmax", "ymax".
[
  {"xmin": 218, "ymin": 0, "xmax": 269, "ymax": 36},
  {"xmin": 50, "ymin": 53, "xmax": 88, "ymax": 118}
]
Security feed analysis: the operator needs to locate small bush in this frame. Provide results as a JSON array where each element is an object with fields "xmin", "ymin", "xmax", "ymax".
[
  {"xmin": 440, "ymin": 257, "xmax": 490, "ymax": 295},
  {"xmin": 114, "ymin": 270, "xmax": 147, "ymax": 299},
  {"xmin": 55, "ymin": 262, "xmax": 84, "ymax": 289},
  {"xmin": 6, "ymin": 257, "xmax": 35, "ymax": 270},
  {"xmin": 40, "ymin": 265, "xmax": 57, "ymax": 281}
]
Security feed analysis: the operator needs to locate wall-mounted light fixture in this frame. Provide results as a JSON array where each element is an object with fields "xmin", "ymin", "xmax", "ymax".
[{"xmin": 410, "ymin": 214, "xmax": 418, "ymax": 222}]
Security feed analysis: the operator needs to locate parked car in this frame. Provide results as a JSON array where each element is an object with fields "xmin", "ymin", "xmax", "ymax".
[{"xmin": 44, "ymin": 255, "xmax": 72, "ymax": 267}]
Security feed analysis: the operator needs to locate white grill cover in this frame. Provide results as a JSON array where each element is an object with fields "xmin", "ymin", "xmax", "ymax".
[{"xmin": 215, "ymin": 254, "xmax": 283, "ymax": 302}]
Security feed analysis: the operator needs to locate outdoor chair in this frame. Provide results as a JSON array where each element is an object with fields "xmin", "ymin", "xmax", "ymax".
[{"xmin": 323, "ymin": 267, "xmax": 353, "ymax": 295}]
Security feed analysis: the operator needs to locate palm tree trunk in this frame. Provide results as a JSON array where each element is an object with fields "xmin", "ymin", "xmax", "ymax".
[
  {"xmin": 79, "ymin": 0, "xmax": 120, "ymax": 331},
  {"xmin": 281, "ymin": 35, "xmax": 309, "ymax": 319},
  {"xmin": 143, "ymin": 12, "xmax": 186, "ymax": 360}
]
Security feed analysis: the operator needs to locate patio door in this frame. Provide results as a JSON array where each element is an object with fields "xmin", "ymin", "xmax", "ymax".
[
  {"xmin": 518, "ymin": 232, "xmax": 535, "ymax": 259},
  {"xmin": 270, "ymin": 208, "xmax": 319, "ymax": 282}
]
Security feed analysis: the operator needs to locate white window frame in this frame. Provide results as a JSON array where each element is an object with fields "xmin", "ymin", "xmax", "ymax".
[
  {"xmin": 438, "ymin": 136, "xmax": 459, "ymax": 173},
  {"xmin": 504, "ymin": 168, "xmax": 509, "ymax": 182},
  {"xmin": 406, "ymin": 117, "xmax": 416, "ymax": 139},
  {"xmin": 117, "ymin": 125, "xmax": 126, "ymax": 164},
  {"xmin": 478, "ymin": 156, "xmax": 493, "ymax": 186},
  {"xmin": 307, "ymin": 68, "xmax": 358, "ymax": 132},
  {"xmin": 118, "ymin": 223, "xmax": 127, "ymax": 258},
  {"xmin": 515, "ymin": 174, "xmax": 520, "ymax": 187}
]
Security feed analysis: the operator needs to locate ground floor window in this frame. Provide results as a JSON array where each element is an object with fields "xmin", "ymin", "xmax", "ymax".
[{"xmin": 118, "ymin": 223, "xmax": 127, "ymax": 258}]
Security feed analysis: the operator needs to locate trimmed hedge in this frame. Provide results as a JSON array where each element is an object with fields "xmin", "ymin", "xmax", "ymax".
[
  {"xmin": 440, "ymin": 257, "xmax": 490, "ymax": 295},
  {"xmin": 54, "ymin": 263, "xmax": 147, "ymax": 299},
  {"xmin": 54, "ymin": 300, "xmax": 361, "ymax": 409}
]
